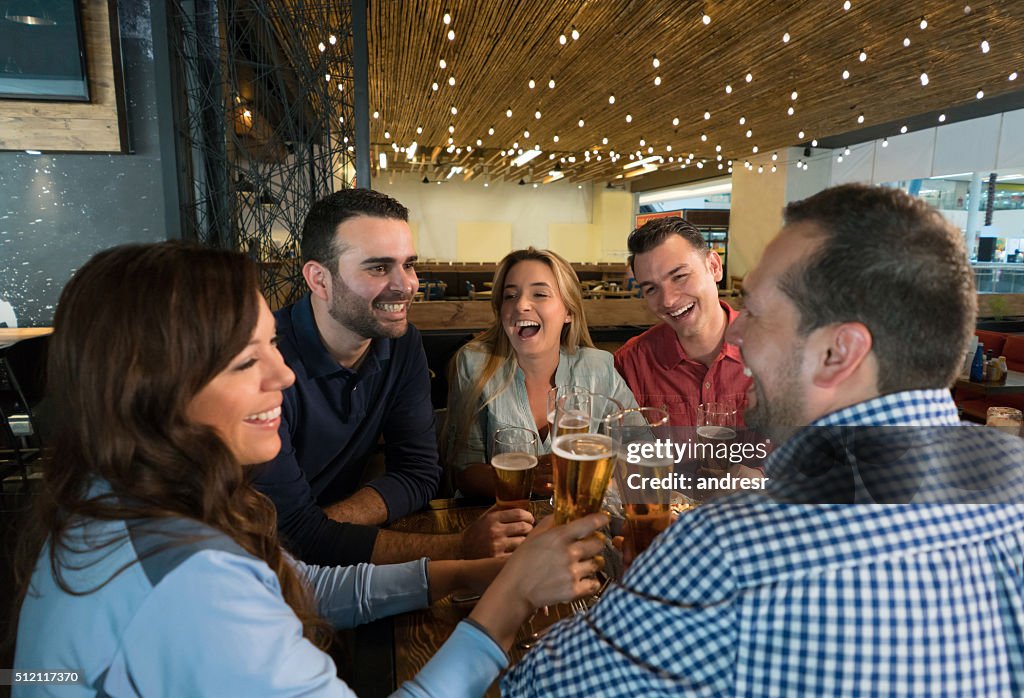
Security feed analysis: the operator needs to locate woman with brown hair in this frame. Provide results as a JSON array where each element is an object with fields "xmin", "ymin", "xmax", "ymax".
[
  {"xmin": 445, "ymin": 248, "xmax": 637, "ymax": 497},
  {"xmin": 12, "ymin": 242, "xmax": 606, "ymax": 696}
]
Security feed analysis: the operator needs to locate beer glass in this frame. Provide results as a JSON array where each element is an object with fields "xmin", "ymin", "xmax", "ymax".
[
  {"xmin": 551, "ymin": 392, "xmax": 619, "ymax": 523},
  {"xmin": 607, "ymin": 407, "xmax": 673, "ymax": 568},
  {"xmin": 490, "ymin": 426, "xmax": 538, "ymax": 508},
  {"xmin": 696, "ymin": 400, "xmax": 738, "ymax": 476},
  {"xmin": 546, "ymin": 385, "xmax": 589, "ymax": 437}
]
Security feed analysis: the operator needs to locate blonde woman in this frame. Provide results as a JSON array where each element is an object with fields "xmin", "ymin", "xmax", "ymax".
[{"xmin": 446, "ymin": 248, "xmax": 637, "ymax": 498}]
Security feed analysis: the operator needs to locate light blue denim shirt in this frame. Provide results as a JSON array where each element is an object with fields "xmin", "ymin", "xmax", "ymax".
[{"xmin": 447, "ymin": 346, "xmax": 638, "ymax": 471}]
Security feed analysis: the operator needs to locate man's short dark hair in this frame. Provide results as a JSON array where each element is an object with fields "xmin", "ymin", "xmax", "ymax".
[
  {"xmin": 301, "ymin": 188, "xmax": 409, "ymax": 268},
  {"xmin": 781, "ymin": 183, "xmax": 976, "ymax": 393},
  {"xmin": 626, "ymin": 217, "xmax": 707, "ymax": 269}
]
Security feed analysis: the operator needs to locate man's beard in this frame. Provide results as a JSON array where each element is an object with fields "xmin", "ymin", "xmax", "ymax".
[
  {"xmin": 328, "ymin": 272, "xmax": 410, "ymax": 340},
  {"xmin": 744, "ymin": 349, "xmax": 805, "ymax": 443}
]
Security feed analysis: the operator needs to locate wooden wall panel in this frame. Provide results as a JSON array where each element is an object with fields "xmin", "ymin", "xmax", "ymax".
[{"xmin": 0, "ymin": 0, "xmax": 127, "ymax": 153}]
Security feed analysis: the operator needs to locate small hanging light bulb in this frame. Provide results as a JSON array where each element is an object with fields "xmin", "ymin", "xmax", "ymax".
[
  {"xmin": 704, "ymin": 111, "xmax": 711, "ymax": 120},
  {"xmin": 919, "ymin": 16, "xmax": 927, "ymax": 29},
  {"xmin": 506, "ymin": 107, "xmax": 512, "ymax": 117},
  {"xmin": 882, "ymin": 138, "xmax": 889, "ymax": 147},
  {"xmin": 447, "ymin": 29, "xmax": 455, "ymax": 40},
  {"xmin": 528, "ymin": 78, "xmax": 535, "ymax": 89},
  {"xmin": 700, "ymin": 133, "xmax": 708, "ymax": 142},
  {"xmin": 535, "ymin": 110, "xmax": 542, "ymax": 119},
  {"xmin": 787, "ymin": 106, "xmax": 795, "ymax": 116},
  {"xmin": 977, "ymin": 89, "xmax": 985, "ymax": 99},
  {"xmin": 900, "ymin": 125, "xmax": 908, "ymax": 133},
  {"xmin": 843, "ymin": 0, "xmax": 851, "ymax": 10},
  {"xmin": 938, "ymin": 113, "xmax": 946, "ymax": 122},
  {"xmin": 782, "ymin": 32, "xmax": 790, "ymax": 43},
  {"xmin": 549, "ymin": 78, "xmax": 555, "ymax": 89},
  {"xmin": 448, "ymin": 76, "xmax": 456, "ymax": 86},
  {"xmin": 920, "ymin": 72, "xmax": 929, "ymax": 86},
  {"xmin": 432, "ymin": 82, "xmax": 439, "ymax": 91},
  {"xmin": 903, "ymin": 36, "xmax": 911, "ymax": 47},
  {"xmin": 625, "ymin": 114, "xmax": 632, "ymax": 122},
  {"xmin": 654, "ymin": 76, "xmax": 662, "ymax": 85},
  {"xmin": 318, "ymin": 41, "xmax": 325, "ymax": 52},
  {"xmin": 702, "ymin": 11, "xmax": 711, "ymax": 25},
  {"xmin": 745, "ymin": 72, "xmax": 753, "ymax": 82},
  {"xmin": 857, "ymin": 114, "xmax": 864, "ymax": 123},
  {"xmin": 443, "ymin": 12, "xmax": 451, "ymax": 25},
  {"xmin": 578, "ymin": 118, "xmax": 584, "ymax": 127},
  {"xmin": 725, "ymin": 84, "xmax": 732, "ymax": 94},
  {"xmin": 608, "ymin": 94, "xmax": 615, "ymax": 104},
  {"xmin": 672, "ymin": 117, "xmax": 680, "ymax": 126},
  {"xmin": 488, "ymin": 126, "xmax": 494, "ymax": 135},
  {"xmin": 571, "ymin": 27, "xmax": 580, "ymax": 40},
  {"xmin": 842, "ymin": 69, "xmax": 850, "ymax": 80},
  {"xmin": 859, "ymin": 49, "xmax": 867, "ymax": 62},
  {"xmin": 329, "ymin": 34, "xmax": 337, "ymax": 45},
  {"xmin": 981, "ymin": 40, "xmax": 990, "ymax": 53},
  {"xmin": 559, "ymin": 33, "xmax": 567, "ymax": 45}
]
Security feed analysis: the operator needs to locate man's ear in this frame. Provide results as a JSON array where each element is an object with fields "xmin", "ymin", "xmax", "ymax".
[
  {"xmin": 811, "ymin": 322, "xmax": 873, "ymax": 389},
  {"xmin": 707, "ymin": 251, "xmax": 724, "ymax": 283},
  {"xmin": 302, "ymin": 261, "xmax": 330, "ymax": 300}
]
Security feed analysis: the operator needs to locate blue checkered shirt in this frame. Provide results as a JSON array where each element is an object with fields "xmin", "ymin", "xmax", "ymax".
[{"xmin": 503, "ymin": 391, "xmax": 1024, "ymax": 696}]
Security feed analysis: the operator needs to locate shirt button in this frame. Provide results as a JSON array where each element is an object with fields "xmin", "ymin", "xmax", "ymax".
[{"xmin": 704, "ymin": 382, "xmax": 711, "ymax": 389}]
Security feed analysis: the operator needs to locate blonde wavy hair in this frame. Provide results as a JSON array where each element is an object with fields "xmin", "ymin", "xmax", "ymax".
[{"xmin": 444, "ymin": 248, "xmax": 595, "ymax": 465}]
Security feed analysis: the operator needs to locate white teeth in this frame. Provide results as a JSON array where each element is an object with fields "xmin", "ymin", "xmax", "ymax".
[
  {"xmin": 246, "ymin": 406, "xmax": 281, "ymax": 422},
  {"xmin": 668, "ymin": 302, "xmax": 695, "ymax": 317},
  {"xmin": 376, "ymin": 303, "xmax": 405, "ymax": 312},
  {"xmin": 743, "ymin": 367, "xmax": 753, "ymax": 377},
  {"xmin": 514, "ymin": 320, "xmax": 540, "ymax": 327}
]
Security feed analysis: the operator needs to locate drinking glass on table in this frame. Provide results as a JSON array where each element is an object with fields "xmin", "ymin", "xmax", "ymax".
[
  {"xmin": 607, "ymin": 407, "xmax": 676, "ymax": 569},
  {"xmin": 490, "ymin": 426, "xmax": 539, "ymax": 509},
  {"xmin": 696, "ymin": 400, "xmax": 738, "ymax": 476},
  {"xmin": 551, "ymin": 392, "xmax": 620, "ymax": 524}
]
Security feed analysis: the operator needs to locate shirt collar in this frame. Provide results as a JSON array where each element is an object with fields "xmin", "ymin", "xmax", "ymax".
[
  {"xmin": 290, "ymin": 294, "xmax": 390, "ymax": 379},
  {"xmin": 811, "ymin": 389, "xmax": 961, "ymax": 427},
  {"xmin": 655, "ymin": 299, "xmax": 743, "ymax": 370}
]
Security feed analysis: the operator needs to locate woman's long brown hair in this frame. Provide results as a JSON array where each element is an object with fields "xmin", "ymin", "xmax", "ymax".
[
  {"xmin": 10, "ymin": 242, "xmax": 330, "ymax": 649},
  {"xmin": 444, "ymin": 248, "xmax": 595, "ymax": 466}
]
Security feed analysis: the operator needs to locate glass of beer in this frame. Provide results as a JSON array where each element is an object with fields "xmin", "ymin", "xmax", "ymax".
[
  {"xmin": 490, "ymin": 426, "xmax": 539, "ymax": 508},
  {"xmin": 551, "ymin": 392, "xmax": 618, "ymax": 523},
  {"xmin": 607, "ymin": 407, "xmax": 674, "ymax": 568},
  {"xmin": 547, "ymin": 385, "xmax": 589, "ymax": 436}
]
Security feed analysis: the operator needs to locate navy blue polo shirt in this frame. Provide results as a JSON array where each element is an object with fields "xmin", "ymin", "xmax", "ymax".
[{"xmin": 252, "ymin": 295, "xmax": 440, "ymax": 565}]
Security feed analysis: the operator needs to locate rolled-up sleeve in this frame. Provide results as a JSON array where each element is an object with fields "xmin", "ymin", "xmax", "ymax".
[{"xmin": 252, "ymin": 405, "xmax": 379, "ymax": 566}]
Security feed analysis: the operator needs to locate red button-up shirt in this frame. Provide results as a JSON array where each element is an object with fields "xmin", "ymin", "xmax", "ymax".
[{"xmin": 614, "ymin": 301, "xmax": 751, "ymax": 427}]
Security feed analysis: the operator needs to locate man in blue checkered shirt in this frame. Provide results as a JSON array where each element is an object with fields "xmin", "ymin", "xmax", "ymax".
[{"xmin": 503, "ymin": 184, "xmax": 1024, "ymax": 697}]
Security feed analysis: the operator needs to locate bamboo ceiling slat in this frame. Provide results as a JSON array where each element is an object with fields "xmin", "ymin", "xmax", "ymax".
[{"xmin": 284, "ymin": 0, "xmax": 1024, "ymax": 183}]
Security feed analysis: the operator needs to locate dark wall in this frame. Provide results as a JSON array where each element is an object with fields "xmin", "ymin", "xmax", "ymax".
[{"xmin": 0, "ymin": 0, "xmax": 170, "ymax": 327}]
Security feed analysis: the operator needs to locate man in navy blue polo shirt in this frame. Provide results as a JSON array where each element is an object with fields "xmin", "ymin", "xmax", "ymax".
[{"xmin": 254, "ymin": 189, "xmax": 534, "ymax": 566}]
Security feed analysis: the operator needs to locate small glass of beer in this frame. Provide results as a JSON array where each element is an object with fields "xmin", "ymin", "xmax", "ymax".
[
  {"xmin": 551, "ymin": 392, "xmax": 620, "ymax": 523},
  {"xmin": 607, "ymin": 407, "xmax": 674, "ymax": 568},
  {"xmin": 490, "ymin": 426, "xmax": 539, "ymax": 508}
]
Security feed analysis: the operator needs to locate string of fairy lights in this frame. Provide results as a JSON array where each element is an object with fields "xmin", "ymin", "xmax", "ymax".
[{"xmin": 311, "ymin": 2, "xmax": 1022, "ymax": 184}]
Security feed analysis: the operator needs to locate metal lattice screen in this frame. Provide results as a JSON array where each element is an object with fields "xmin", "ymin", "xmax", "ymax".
[{"xmin": 167, "ymin": 0, "xmax": 356, "ymax": 308}]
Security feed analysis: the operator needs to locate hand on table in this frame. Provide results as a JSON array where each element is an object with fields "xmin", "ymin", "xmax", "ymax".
[{"xmin": 460, "ymin": 505, "xmax": 535, "ymax": 558}]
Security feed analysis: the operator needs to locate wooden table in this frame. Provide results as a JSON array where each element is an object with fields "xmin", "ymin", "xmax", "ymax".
[
  {"xmin": 350, "ymin": 498, "xmax": 569, "ymax": 697},
  {"xmin": 955, "ymin": 370, "xmax": 1024, "ymax": 395},
  {"xmin": 0, "ymin": 327, "xmax": 52, "ymax": 350}
]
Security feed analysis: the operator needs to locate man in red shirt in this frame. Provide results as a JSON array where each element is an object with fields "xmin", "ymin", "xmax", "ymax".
[{"xmin": 614, "ymin": 217, "xmax": 751, "ymax": 426}]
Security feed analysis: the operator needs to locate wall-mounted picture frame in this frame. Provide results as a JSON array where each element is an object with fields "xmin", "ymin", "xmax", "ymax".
[
  {"xmin": 0, "ymin": 0, "xmax": 128, "ymax": 153},
  {"xmin": 0, "ymin": 0, "xmax": 91, "ymax": 101}
]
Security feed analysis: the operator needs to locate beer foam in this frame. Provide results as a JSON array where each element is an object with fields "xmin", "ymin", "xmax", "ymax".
[
  {"xmin": 491, "ymin": 452, "xmax": 539, "ymax": 471},
  {"xmin": 552, "ymin": 433, "xmax": 613, "ymax": 461},
  {"xmin": 696, "ymin": 425, "xmax": 737, "ymax": 441}
]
